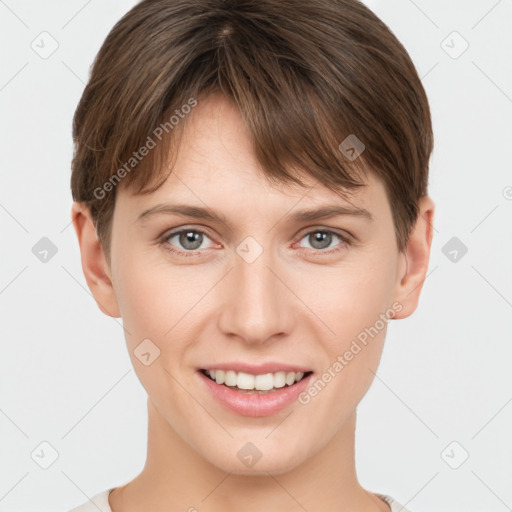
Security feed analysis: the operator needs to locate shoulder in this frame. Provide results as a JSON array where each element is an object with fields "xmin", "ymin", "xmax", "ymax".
[
  {"xmin": 68, "ymin": 488, "xmax": 115, "ymax": 512},
  {"xmin": 67, "ymin": 489, "xmax": 410, "ymax": 512},
  {"xmin": 377, "ymin": 493, "xmax": 413, "ymax": 512}
]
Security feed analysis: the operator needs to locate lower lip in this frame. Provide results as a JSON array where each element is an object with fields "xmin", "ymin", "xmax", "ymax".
[{"xmin": 197, "ymin": 371, "xmax": 313, "ymax": 417}]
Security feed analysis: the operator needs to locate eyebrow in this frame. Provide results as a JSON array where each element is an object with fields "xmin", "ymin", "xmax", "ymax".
[{"xmin": 136, "ymin": 202, "xmax": 374, "ymax": 226}]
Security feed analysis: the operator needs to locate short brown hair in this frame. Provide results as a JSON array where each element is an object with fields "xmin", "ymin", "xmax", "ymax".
[{"xmin": 70, "ymin": 0, "xmax": 433, "ymax": 261}]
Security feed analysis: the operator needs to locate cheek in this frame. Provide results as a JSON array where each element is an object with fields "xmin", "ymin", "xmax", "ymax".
[
  {"xmin": 115, "ymin": 273, "xmax": 168, "ymax": 341},
  {"xmin": 302, "ymin": 251, "xmax": 396, "ymax": 336},
  {"xmin": 113, "ymin": 253, "xmax": 220, "ymax": 369},
  {"xmin": 113, "ymin": 250, "xmax": 190, "ymax": 333},
  {"xmin": 301, "ymin": 251, "xmax": 396, "ymax": 389}
]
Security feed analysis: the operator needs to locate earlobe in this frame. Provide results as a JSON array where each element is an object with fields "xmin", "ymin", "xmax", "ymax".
[
  {"xmin": 71, "ymin": 202, "xmax": 121, "ymax": 318},
  {"xmin": 392, "ymin": 195, "xmax": 435, "ymax": 319}
]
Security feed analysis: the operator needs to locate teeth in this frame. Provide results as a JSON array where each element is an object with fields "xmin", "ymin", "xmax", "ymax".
[
  {"xmin": 215, "ymin": 369, "xmax": 225, "ymax": 385},
  {"xmin": 273, "ymin": 371, "xmax": 286, "ymax": 388},
  {"xmin": 255, "ymin": 373, "xmax": 273, "ymax": 391},
  {"xmin": 225, "ymin": 370, "xmax": 237, "ymax": 386},
  {"xmin": 204, "ymin": 369, "xmax": 308, "ymax": 391},
  {"xmin": 237, "ymin": 372, "xmax": 255, "ymax": 390}
]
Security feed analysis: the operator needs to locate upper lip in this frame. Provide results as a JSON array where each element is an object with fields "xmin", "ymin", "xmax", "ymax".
[{"xmin": 199, "ymin": 362, "xmax": 313, "ymax": 375}]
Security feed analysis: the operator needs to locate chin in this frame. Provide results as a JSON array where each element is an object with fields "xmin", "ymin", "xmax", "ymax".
[{"xmin": 203, "ymin": 445, "xmax": 308, "ymax": 476}]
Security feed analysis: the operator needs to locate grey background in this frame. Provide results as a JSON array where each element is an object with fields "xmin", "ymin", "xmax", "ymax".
[{"xmin": 0, "ymin": 1, "xmax": 511, "ymax": 510}]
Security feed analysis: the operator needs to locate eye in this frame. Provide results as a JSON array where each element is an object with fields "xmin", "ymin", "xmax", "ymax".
[
  {"xmin": 160, "ymin": 226, "xmax": 352, "ymax": 258},
  {"xmin": 295, "ymin": 229, "xmax": 351, "ymax": 254},
  {"xmin": 161, "ymin": 228, "xmax": 216, "ymax": 256}
]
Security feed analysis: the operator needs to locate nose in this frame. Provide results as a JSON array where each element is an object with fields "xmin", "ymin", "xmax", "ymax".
[{"xmin": 217, "ymin": 250, "xmax": 294, "ymax": 346}]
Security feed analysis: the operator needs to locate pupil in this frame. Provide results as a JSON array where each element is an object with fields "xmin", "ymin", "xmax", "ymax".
[
  {"xmin": 181, "ymin": 231, "xmax": 202, "ymax": 250},
  {"xmin": 311, "ymin": 232, "xmax": 331, "ymax": 249}
]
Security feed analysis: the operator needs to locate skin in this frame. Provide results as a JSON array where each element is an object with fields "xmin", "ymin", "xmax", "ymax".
[{"xmin": 72, "ymin": 92, "xmax": 434, "ymax": 511}]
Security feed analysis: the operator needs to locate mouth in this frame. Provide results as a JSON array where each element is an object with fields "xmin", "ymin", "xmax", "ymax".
[
  {"xmin": 196, "ymin": 362, "xmax": 315, "ymax": 416},
  {"xmin": 199, "ymin": 368, "xmax": 314, "ymax": 394}
]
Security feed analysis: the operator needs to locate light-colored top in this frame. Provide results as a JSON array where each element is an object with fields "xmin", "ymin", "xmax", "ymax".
[{"xmin": 69, "ymin": 488, "xmax": 412, "ymax": 511}]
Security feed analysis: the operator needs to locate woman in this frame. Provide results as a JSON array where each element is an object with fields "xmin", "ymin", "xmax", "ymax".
[{"xmin": 69, "ymin": 0, "xmax": 435, "ymax": 510}]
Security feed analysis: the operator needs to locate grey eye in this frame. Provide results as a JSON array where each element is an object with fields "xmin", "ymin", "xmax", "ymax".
[
  {"xmin": 301, "ymin": 231, "xmax": 342, "ymax": 250},
  {"xmin": 178, "ymin": 231, "xmax": 204, "ymax": 250},
  {"xmin": 166, "ymin": 229, "xmax": 211, "ymax": 251}
]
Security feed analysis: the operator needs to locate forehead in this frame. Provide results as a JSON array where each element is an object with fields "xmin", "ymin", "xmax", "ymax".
[{"xmin": 115, "ymin": 93, "xmax": 389, "ymax": 223}]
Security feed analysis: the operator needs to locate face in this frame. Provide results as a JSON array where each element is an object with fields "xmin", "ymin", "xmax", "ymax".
[{"xmin": 102, "ymin": 93, "xmax": 409, "ymax": 475}]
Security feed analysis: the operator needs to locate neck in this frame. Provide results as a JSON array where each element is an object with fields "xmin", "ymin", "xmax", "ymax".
[{"xmin": 109, "ymin": 399, "xmax": 390, "ymax": 512}]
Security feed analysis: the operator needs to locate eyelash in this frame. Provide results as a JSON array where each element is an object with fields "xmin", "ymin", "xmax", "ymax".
[{"xmin": 159, "ymin": 227, "xmax": 352, "ymax": 258}]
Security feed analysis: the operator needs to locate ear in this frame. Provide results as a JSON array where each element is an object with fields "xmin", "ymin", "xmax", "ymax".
[
  {"xmin": 71, "ymin": 202, "xmax": 121, "ymax": 318},
  {"xmin": 392, "ymin": 195, "xmax": 435, "ymax": 319}
]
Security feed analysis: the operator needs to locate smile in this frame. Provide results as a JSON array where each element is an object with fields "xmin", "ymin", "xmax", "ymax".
[
  {"xmin": 197, "ymin": 366, "xmax": 314, "ymax": 417},
  {"xmin": 201, "ymin": 369, "xmax": 311, "ymax": 393}
]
